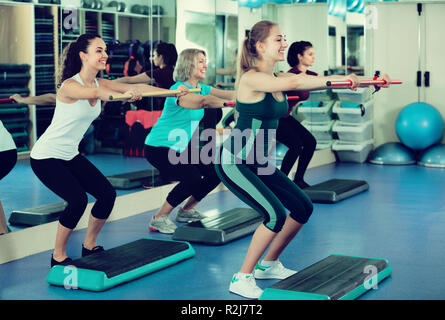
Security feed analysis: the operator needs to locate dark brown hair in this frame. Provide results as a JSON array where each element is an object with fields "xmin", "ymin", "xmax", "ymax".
[
  {"xmin": 287, "ymin": 41, "xmax": 313, "ymax": 67},
  {"xmin": 57, "ymin": 33, "xmax": 101, "ymax": 88}
]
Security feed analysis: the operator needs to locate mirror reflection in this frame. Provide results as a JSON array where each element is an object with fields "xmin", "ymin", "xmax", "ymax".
[
  {"xmin": 328, "ymin": 13, "xmax": 346, "ymax": 75},
  {"xmin": 346, "ymin": 10, "xmax": 364, "ymax": 76},
  {"xmin": 0, "ymin": 0, "xmax": 239, "ymax": 234},
  {"xmin": 0, "ymin": 0, "xmax": 400, "ymax": 238}
]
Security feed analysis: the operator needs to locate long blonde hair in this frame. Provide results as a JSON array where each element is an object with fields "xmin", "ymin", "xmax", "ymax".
[{"xmin": 173, "ymin": 48, "xmax": 206, "ymax": 82}]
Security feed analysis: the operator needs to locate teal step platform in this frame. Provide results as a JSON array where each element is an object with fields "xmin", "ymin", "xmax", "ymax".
[
  {"xmin": 46, "ymin": 238, "xmax": 195, "ymax": 291},
  {"xmin": 260, "ymin": 254, "xmax": 392, "ymax": 300}
]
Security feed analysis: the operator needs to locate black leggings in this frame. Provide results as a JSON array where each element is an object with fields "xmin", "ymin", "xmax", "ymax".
[
  {"xmin": 30, "ymin": 155, "xmax": 116, "ymax": 229},
  {"xmin": 0, "ymin": 149, "xmax": 17, "ymax": 181},
  {"xmin": 276, "ymin": 116, "xmax": 316, "ymax": 182},
  {"xmin": 145, "ymin": 145, "xmax": 221, "ymax": 208}
]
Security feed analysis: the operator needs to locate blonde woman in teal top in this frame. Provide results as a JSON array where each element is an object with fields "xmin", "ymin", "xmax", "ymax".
[
  {"xmin": 144, "ymin": 80, "xmax": 212, "ymax": 152},
  {"xmin": 145, "ymin": 48, "xmax": 234, "ymax": 234}
]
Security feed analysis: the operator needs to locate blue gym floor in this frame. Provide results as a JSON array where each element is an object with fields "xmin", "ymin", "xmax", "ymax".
[{"xmin": 1, "ymin": 153, "xmax": 445, "ymax": 300}]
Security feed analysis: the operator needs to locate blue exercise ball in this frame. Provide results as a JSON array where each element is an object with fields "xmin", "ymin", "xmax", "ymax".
[
  {"xmin": 238, "ymin": 0, "xmax": 263, "ymax": 8},
  {"xmin": 274, "ymin": 142, "xmax": 288, "ymax": 161},
  {"xmin": 368, "ymin": 142, "xmax": 416, "ymax": 165},
  {"xmin": 395, "ymin": 102, "xmax": 444, "ymax": 150},
  {"xmin": 418, "ymin": 144, "xmax": 445, "ymax": 168}
]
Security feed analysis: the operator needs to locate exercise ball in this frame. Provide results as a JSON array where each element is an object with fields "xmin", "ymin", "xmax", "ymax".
[
  {"xmin": 418, "ymin": 144, "xmax": 445, "ymax": 168},
  {"xmin": 238, "ymin": 0, "xmax": 262, "ymax": 8},
  {"xmin": 368, "ymin": 142, "xmax": 416, "ymax": 165},
  {"xmin": 274, "ymin": 142, "xmax": 288, "ymax": 161},
  {"xmin": 395, "ymin": 102, "xmax": 444, "ymax": 150}
]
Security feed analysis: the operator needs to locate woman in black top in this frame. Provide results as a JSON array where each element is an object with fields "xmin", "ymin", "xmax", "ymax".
[
  {"xmin": 277, "ymin": 41, "xmax": 318, "ymax": 189},
  {"xmin": 115, "ymin": 42, "xmax": 178, "ymax": 110}
]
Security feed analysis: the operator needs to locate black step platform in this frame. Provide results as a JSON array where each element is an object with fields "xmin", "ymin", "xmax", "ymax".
[
  {"xmin": 107, "ymin": 168, "xmax": 160, "ymax": 189},
  {"xmin": 260, "ymin": 254, "xmax": 392, "ymax": 300},
  {"xmin": 172, "ymin": 208, "xmax": 264, "ymax": 245},
  {"xmin": 9, "ymin": 202, "xmax": 67, "ymax": 226},
  {"xmin": 304, "ymin": 179, "xmax": 369, "ymax": 203},
  {"xmin": 47, "ymin": 238, "xmax": 195, "ymax": 291}
]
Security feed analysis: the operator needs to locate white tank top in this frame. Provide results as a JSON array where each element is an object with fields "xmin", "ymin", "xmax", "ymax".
[
  {"xmin": 30, "ymin": 73, "xmax": 101, "ymax": 160},
  {"xmin": 0, "ymin": 120, "xmax": 16, "ymax": 152}
]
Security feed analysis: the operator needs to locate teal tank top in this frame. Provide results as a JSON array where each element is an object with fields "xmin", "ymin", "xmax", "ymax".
[
  {"xmin": 145, "ymin": 81, "xmax": 212, "ymax": 153},
  {"xmin": 222, "ymin": 92, "xmax": 288, "ymax": 163}
]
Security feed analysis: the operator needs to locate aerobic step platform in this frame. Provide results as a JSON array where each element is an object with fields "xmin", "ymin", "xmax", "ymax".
[
  {"xmin": 46, "ymin": 238, "xmax": 195, "ymax": 291},
  {"xmin": 107, "ymin": 169, "xmax": 160, "ymax": 189},
  {"xmin": 304, "ymin": 179, "xmax": 369, "ymax": 204},
  {"xmin": 172, "ymin": 208, "xmax": 263, "ymax": 245},
  {"xmin": 260, "ymin": 254, "xmax": 392, "ymax": 300},
  {"xmin": 9, "ymin": 202, "xmax": 67, "ymax": 226}
]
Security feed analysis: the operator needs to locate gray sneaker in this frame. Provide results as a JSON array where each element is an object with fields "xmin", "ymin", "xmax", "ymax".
[
  {"xmin": 148, "ymin": 215, "xmax": 177, "ymax": 234},
  {"xmin": 176, "ymin": 208, "xmax": 205, "ymax": 222}
]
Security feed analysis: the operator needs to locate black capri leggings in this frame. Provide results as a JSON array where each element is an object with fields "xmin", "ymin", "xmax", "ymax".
[
  {"xmin": 0, "ymin": 149, "xmax": 17, "ymax": 181},
  {"xmin": 145, "ymin": 144, "xmax": 221, "ymax": 208},
  {"xmin": 30, "ymin": 154, "xmax": 116, "ymax": 229},
  {"xmin": 276, "ymin": 115, "xmax": 316, "ymax": 182}
]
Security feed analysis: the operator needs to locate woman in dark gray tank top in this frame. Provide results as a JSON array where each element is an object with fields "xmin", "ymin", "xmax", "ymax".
[{"xmin": 214, "ymin": 20, "xmax": 385, "ymax": 299}]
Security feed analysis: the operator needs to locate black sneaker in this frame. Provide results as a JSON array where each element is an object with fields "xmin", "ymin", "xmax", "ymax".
[
  {"xmin": 82, "ymin": 244, "xmax": 105, "ymax": 257},
  {"xmin": 50, "ymin": 255, "xmax": 73, "ymax": 268}
]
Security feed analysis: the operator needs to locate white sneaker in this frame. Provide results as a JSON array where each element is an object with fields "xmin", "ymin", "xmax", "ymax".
[
  {"xmin": 148, "ymin": 215, "xmax": 177, "ymax": 234},
  {"xmin": 176, "ymin": 207, "xmax": 205, "ymax": 222},
  {"xmin": 229, "ymin": 272, "xmax": 263, "ymax": 299},
  {"xmin": 254, "ymin": 260, "xmax": 297, "ymax": 280}
]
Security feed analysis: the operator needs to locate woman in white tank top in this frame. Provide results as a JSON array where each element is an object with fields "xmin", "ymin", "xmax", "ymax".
[
  {"xmin": 0, "ymin": 120, "xmax": 17, "ymax": 181},
  {"xmin": 30, "ymin": 33, "xmax": 183, "ymax": 267}
]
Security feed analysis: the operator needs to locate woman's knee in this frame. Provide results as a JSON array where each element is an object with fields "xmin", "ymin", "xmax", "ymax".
[
  {"xmin": 59, "ymin": 192, "xmax": 89, "ymax": 229},
  {"xmin": 103, "ymin": 184, "xmax": 117, "ymax": 202},
  {"xmin": 289, "ymin": 200, "xmax": 314, "ymax": 224},
  {"xmin": 264, "ymin": 208, "xmax": 287, "ymax": 233},
  {"xmin": 206, "ymin": 172, "xmax": 222, "ymax": 189},
  {"xmin": 165, "ymin": 175, "xmax": 201, "ymax": 207},
  {"xmin": 92, "ymin": 186, "xmax": 116, "ymax": 220}
]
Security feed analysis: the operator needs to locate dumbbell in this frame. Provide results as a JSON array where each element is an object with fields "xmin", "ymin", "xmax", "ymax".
[
  {"xmin": 152, "ymin": 5, "xmax": 163, "ymax": 15},
  {"xmin": 82, "ymin": 0, "xmax": 94, "ymax": 9},
  {"xmin": 131, "ymin": 4, "xmax": 142, "ymax": 14},
  {"xmin": 95, "ymin": 0, "xmax": 103, "ymax": 10},
  {"xmin": 131, "ymin": 5, "xmax": 149, "ymax": 15},
  {"xmin": 141, "ymin": 5, "xmax": 149, "ymax": 15}
]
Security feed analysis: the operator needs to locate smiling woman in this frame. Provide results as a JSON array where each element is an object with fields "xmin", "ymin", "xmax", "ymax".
[
  {"xmin": 29, "ymin": 33, "xmax": 178, "ymax": 268},
  {"xmin": 143, "ymin": 47, "xmax": 235, "ymax": 234},
  {"xmin": 215, "ymin": 20, "xmax": 362, "ymax": 299}
]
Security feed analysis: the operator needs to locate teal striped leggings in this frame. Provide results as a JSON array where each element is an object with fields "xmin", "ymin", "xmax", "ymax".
[{"xmin": 215, "ymin": 148, "xmax": 313, "ymax": 233}]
